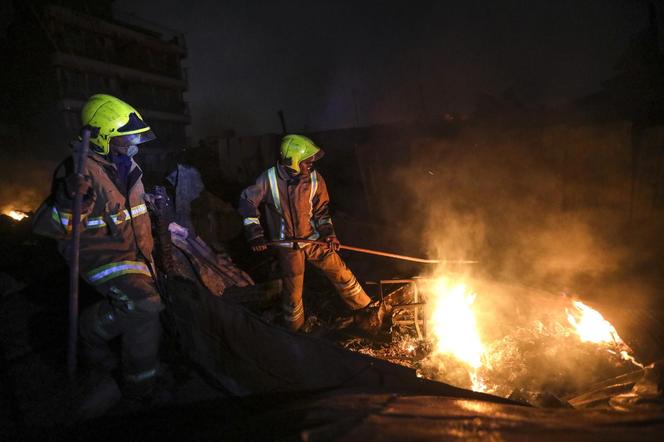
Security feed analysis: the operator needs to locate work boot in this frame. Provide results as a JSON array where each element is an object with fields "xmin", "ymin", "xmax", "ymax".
[
  {"xmin": 353, "ymin": 302, "xmax": 386, "ymax": 335},
  {"xmin": 70, "ymin": 371, "xmax": 122, "ymax": 422}
]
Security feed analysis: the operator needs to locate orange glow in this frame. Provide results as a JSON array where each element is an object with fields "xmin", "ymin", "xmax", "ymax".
[
  {"xmin": 427, "ymin": 277, "xmax": 487, "ymax": 391},
  {"xmin": 566, "ymin": 300, "xmax": 621, "ymax": 344},
  {"xmin": 429, "ymin": 278, "xmax": 485, "ymax": 368},
  {"xmin": 422, "ymin": 277, "xmax": 643, "ymax": 394},
  {"xmin": 4, "ymin": 209, "xmax": 28, "ymax": 221},
  {"xmin": 567, "ymin": 300, "xmax": 643, "ymax": 368}
]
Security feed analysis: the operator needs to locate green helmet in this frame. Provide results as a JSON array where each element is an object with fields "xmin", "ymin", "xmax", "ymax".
[
  {"xmin": 280, "ymin": 134, "xmax": 324, "ymax": 173},
  {"xmin": 81, "ymin": 94, "xmax": 156, "ymax": 155}
]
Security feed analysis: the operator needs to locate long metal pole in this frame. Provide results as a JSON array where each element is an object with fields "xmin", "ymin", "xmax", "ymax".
[
  {"xmin": 67, "ymin": 128, "xmax": 90, "ymax": 378},
  {"xmin": 267, "ymin": 239, "xmax": 477, "ymax": 265}
]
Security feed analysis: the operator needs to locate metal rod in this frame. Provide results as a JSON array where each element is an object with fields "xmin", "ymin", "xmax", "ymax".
[
  {"xmin": 67, "ymin": 128, "xmax": 91, "ymax": 379},
  {"xmin": 340, "ymin": 244, "xmax": 444, "ymax": 263},
  {"xmin": 391, "ymin": 302, "xmax": 427, "ymax": 310},
  {"xmin": 267, "ymin": 239, "xmax": 476, "ymax": 264},
  {"xmin": 366, "ymin": 279, "xmax": 417, "ymax": 285}
]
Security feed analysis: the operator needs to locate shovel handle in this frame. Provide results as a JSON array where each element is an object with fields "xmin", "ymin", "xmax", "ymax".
[{"xmin": 266, "ymin": 239, "xmax": 477, "ymax": 265}]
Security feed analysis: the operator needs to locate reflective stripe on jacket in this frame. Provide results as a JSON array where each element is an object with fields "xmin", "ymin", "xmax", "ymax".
[
  {"xmin": 51, "ymin": 203, "xmax": 148, "ymax": 231},
  {"xmin": 33, "ymin": 151, "xmax": 154, "ymax": 285},
  {"xmin": 238, "ymin": 164, "xmax": 335, "ymax": 243}
]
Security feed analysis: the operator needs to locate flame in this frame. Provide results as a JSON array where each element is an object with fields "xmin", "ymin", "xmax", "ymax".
[
  {"xmin": 567, "ymin": 300, "xmax": 643, "ymax": 368},
  {"xmin": 4, "ymin": 209, "xmax": 28, "ymax": 221},
  {"xmin": 566, "ymin": 300, "xmax": 621, "ymax": 344},
  {"xmin": 419, "ymin": 278, "xmax": 644, "ymax": 395},
  {"xmin": 429, "ymin": 278, "xmax": 485, "ymax": 368},
  {"xmin": 427, "ymin": 277, "xmax": 487, "ymax": 390}
]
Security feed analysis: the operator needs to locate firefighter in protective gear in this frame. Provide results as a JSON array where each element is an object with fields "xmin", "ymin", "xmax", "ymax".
[
  {"xmin": 239, "ymin": 134, "xmax": 372, "ymax": 331},
  {"xmin": 33, "ymin": 94, "xmax": 162, "ymax": 397}
]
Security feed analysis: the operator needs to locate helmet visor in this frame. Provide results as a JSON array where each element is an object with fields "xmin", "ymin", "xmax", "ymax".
[
  {"xmin": 110, "ymin": 130, "xmax": 157, "ymax": 147},
  {"xmin": 118, "ymin": 112, "xmax": 149, "ymax": 133},
  {"xmin": 304, "ymin": 147, "xmax": 324, "ymax": 163}
]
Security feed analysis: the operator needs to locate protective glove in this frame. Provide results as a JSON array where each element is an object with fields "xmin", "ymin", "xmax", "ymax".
[
  {"xmin": 64, "ymin": 173, "xmax": 92, "ymax": 199},
  {"xmin": 249, "ymin": 236, "xmax": 268, "ymax": 252},
  {"xmin": 324, "ymin": 236, "xmax": 341, "ymax": 252}
]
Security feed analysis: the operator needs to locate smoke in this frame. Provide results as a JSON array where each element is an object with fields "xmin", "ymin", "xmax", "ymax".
[
  {"xmin": 391, "ymin": 121, "xmax": 664, "ymax": 301},
  {"xmin": 375, "ymin": 119, "xmax": 664, "ymax": 396},
  {"xmin": 0, "ymin": 153, "xmax": 55, "ymax": 214}
]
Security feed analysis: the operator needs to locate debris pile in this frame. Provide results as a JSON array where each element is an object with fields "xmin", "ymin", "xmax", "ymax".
[{"xmin": 328, "ymin": 277, "xmax": 661, "ymax": 409}]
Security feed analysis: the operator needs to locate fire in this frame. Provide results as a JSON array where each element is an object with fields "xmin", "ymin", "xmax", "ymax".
[
  {"xmin": 427, "ymin": 277, "xmax": 486, "ymax": 389},
  {"xmin": 566, "ymin": 300, "xmax": 621, "ymax": 344},
  {"xmin": 4, "ymin": 209, "xmax": 29, "ymax": 221},
  {"xmin": 419, "ymin": 276, "xmax": 643, "ymax": 395},
  {"xmin": 567, "ymin": 300, "xmax": 643, "ymax": 368}
]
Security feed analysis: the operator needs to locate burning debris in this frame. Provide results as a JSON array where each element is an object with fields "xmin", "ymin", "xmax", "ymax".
[
  {"xmin": 3, "ymin": 209, "xmax": 29, "ymax": 222},
  {"xmin": 335, "ymin": 275, "xmax": 648, "ymax": 407}
]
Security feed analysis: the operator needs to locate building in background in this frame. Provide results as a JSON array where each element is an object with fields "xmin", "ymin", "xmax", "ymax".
[{"xmin": 1, "ymin": 0, "xmax": 189, "ymax": 183}]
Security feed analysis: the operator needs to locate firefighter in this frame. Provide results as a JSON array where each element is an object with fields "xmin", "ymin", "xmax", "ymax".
[
  {"xmin": 33, "ymin": 94, "xmax": 163, "ymax": 399},
  {"xmin": 239, "ymin": 134, "xmax": 375, "ymax": 331}
]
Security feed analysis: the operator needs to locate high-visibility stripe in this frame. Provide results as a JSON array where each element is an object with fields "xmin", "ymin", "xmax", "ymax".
[
  {"xmin": 309, "ymin": 171, "xmax": 318, "ymax": 234},
  {"xmin": 243, "ymin": 217, "xmax": 260, "ymax": 226},
  {"xmin": 85, "ymin": 217, "xmax": 106, "ymax": 228},
  {"xmin": 282, "ymin": 299, "xmax": 304, "ymax": 321},
  {"xmin": 53, "ymin": 204, "xmax": 148, "ymax": 230},
  {"xmin": 52, "ymin": 207, "xmax": 75, "ymax": 232},
  {"xmin": 267, "ymin": 167, "xmax": 281, "ymax": 212},
  {"xmin": 52, "ymin": 207, "xmax": 64, "ymax": 227},
  {"xmin": 267, "ymin": 167, "xmax": 286, "ymax": 240},
  {"xmin": 86, "ymin": 260, "xmax": 151, "ymax": 284},
  {"xmin": 130, "ymin": 204, "xmax": 148, "ymax": 217}
]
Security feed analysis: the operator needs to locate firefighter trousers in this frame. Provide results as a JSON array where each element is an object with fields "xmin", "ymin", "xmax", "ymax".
[
  {"xmin": 79, "ymin": 274, "xmax": 164, "ymax": 388},
  {"xmin": 276, "ymin": 243, "xmax": 371, "ymax": 331}
]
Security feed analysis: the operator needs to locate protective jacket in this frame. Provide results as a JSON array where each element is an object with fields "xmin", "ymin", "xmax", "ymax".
[
  {"xmin": 239, "ymin": 163, "xmax": 370, "ymax": 331},
  {"xmin": 33, "ymin": 150, "xmax": 154, "ymax": 286},
  {"xmin": 239, "ymin": 164, "xmax": 335, "ymax": 244}
]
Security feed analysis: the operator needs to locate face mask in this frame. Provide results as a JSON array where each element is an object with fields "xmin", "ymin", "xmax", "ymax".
[{"xmin": 126, "ymin": 145, "xmax": 139, "ymax": 157}]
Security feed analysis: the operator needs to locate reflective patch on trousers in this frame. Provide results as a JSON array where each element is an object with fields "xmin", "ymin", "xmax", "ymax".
[
  {"xmin": 109, "ymin": 286, "xmax": 136, "ymax": 312},
  {"xmin": 283, "ymin": 300, "xmax": 304, "ymax": 322},
  {"xmin": 125, "ymin": 367, "xmax": 157, "ymax": 383},
  {"xmin": 334, "ymin": 275, "xmax": 363, "ymax": 295}
]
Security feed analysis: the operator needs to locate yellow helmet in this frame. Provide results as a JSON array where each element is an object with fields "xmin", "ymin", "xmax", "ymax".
[
  {"xmin": 81, "ymin": 94, "xmax": 156, "ymax": 155},
  {"xmin": 280, "ymin": 134, "xmax": 324, "ymax": 174}
]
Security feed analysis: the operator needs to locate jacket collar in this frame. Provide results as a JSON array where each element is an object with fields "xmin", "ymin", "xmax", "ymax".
[
  {"xmin": 276, "ymin": 163, "xmax": 313, "ymax": 183},
  {"xmin": 70, "ymin": 140, "xmax": 138, "ymax": 172},
  {"xmin": 276, "ymin": 163, "xmax": 291, "ymax": 180},
  {"xmin": 72, "ymin": 142, "xmax": 142, "ymax": 191},
  {"xmin": 87, "ymin": 149, "xmax": 139, "ymax": 174}
]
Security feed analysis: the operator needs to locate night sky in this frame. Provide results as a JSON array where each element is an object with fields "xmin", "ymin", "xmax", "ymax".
[{"xmin": 114, "ymin": 0, "xmax": 653, "ymax": 140}]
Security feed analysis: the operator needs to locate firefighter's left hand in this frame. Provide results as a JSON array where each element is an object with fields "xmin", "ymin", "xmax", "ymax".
[{"xmin": 325, "ymin": 236, "xmax": 340, "ymax": 252}]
